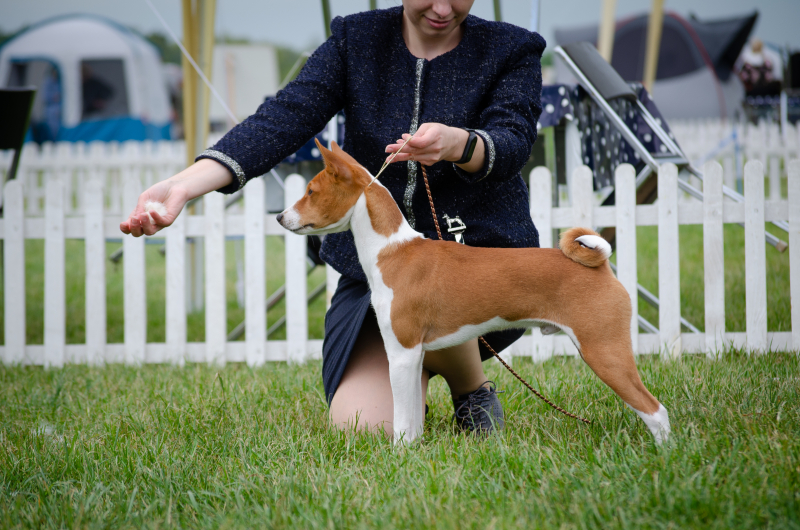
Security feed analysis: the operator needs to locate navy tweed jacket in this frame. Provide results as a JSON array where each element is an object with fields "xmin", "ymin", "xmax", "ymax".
[{"xmin": 198, "ymin": 7, "xmax": 546, "ymax": 282}]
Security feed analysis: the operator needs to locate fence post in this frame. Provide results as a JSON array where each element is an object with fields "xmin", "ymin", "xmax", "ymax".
[
  {"xmin": 529, "ymin": 166, "xmax": 553, "ymax": 362},
  {"xmin": 703, "ymin": 161, "xmax": 725, "ymax": 358},
  {"xmin": 166, "ymin": 209, "xmax": 187, "ymax": 365},
  {"xmin": 744, "ymin": 160, "xmax": 767, "ymax": 354},
  {"xmin": 285, "ymin": 174, "xmax": 308, "ymax": 363},
  {"xmin": 789, "ymin": 160, "xmax": 800, "ymax": 352},
  {"xmin": 3, "ymin": 180, "xmax": 25, "ymax": 364},
  {"xmin": 571, "ymin": 166, "xmax": 594, "ymax": 229},
  {"xmin": 614, "ymin": 164, "xmax": 638, "ymax": 354},
  {"xmin": 84, "ymin": 175, "xmax": 106, "ymax": 364},
  {"xmin": 205, "ymin": 191, "xmax": 227, "ymax": 366},
  {"xmin": 658, "ymin": 163, "xmax": 681, "ymax": 359},
  {"xmin": 44, "ymin": 174, "xmax": 65, "ymax": 368},
  {"xmin": 123, "ymin": 178, "xmax": 146, "ymax": 364},
  {"xmin": 245, "ymin": 178, "xmax": 266, "ymax": 367}
]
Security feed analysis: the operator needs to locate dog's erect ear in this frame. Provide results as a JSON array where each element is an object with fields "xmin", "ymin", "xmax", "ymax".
[
  {"xmin": 315, "ymin": 137, "xmax": 331, "ymax": 160},
  {"xmin": 315, "ymin": 138, "xmax": 352, "ymax": 182}
]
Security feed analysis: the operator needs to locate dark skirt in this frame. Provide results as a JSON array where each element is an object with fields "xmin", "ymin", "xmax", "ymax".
[{"xmin": 321, "ymin": 275, "xmax": 525, "ymax": 405}]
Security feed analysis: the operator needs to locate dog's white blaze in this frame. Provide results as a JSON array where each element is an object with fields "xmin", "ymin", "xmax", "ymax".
[
  {"xmin": 280, "ymin": 206, "xmax": 303, "ymax": 231},
  {"xmin": 575, "ymin": 234, "xmax": 612, "ymax": 259},
  {"xmin": 424, "ymin": 318, "xmax": 581, "ymax": 353},
  {"xmin": 628, "ymin": 403, "xmax": 671, "ymax": 444},
  {"xmin": 281, "ymin": 203, "xmax": 357, "ymax": 235}
]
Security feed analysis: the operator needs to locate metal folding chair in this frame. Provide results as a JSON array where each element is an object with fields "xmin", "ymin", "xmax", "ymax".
[{"xmin": 555, "ymin": 41, "xmax": 788, "ymax": 251}]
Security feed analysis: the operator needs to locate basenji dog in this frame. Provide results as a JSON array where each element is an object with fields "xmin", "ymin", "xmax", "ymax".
[{"xmin": 277, "ymin": 140, "xmax": 671, "ymax": 445}]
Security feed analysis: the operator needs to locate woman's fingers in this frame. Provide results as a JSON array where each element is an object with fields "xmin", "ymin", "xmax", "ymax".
[{"xmin": 383, "ymin": 123, "xmax": 451, "ymax": 165}]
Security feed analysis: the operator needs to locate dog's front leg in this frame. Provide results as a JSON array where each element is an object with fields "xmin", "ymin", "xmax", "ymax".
[{"xmin": 385, "ymin": 342, "xmax": 425, "ymax": 445}]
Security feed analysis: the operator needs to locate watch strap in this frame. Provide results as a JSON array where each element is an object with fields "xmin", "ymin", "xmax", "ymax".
[{"xmin": 454, "ymin": 128, "xmax": 478, "ymax": 165}]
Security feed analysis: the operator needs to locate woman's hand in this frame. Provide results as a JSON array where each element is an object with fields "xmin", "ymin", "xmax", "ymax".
[
  {"xmin": 119, "ymin": 179, "xmax": 190, "ymax": 237},
  {"xmin": 120, "ymin": 158, "xmax": 235, "ymax": 237},
  {"xmin": 384, "ymin": 122, "xmax": 484, "ymax": 173}
]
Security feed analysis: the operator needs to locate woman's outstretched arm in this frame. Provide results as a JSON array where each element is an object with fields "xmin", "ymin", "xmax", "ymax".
[{"xmin": 119, "ymin": 159, "xmax": 232, "ymax": 237}]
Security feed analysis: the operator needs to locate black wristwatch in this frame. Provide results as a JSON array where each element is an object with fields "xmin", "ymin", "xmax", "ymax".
[{"xmin": 454, "ymin": 128, "xmax": 478, "ymax": 165}]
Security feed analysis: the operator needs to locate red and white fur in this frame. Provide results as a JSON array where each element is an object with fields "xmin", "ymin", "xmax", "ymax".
[{"xmin": 278, "ymin": 140, "xmax": 671, "ymax": 445}]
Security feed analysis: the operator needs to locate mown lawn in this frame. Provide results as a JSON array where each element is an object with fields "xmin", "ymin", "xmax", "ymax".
[
  {"xmin": 1, "ymin": 350, "xmax": 799, "ymax": 528},
  {"xmin": 0, "ymin": 216, "xmax": 797, "ymax": 528}
]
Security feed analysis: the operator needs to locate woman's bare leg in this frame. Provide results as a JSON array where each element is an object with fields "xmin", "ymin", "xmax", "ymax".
[
  {"xmin": 329, "ymin": 312, "xmax": 488, "ymax": 435},
  {"xmin": 330, "ymin": 312, "xmax": 428, "ymax": 436},
  {"xmin": 423, "ymin": 339, "xmax": 487, "ymax": 397}
]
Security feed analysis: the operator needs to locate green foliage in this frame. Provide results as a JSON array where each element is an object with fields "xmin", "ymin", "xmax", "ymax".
[
  {"xmin": 0, "ymin": 27, "xmax": 26, "ymax": 48},
  {"xmin": 1, "ymin": 351, "xmax": 798, "ymax": 528},
  {"xmin": 144, "ymin": 32, "xmax": 182, "ymax": 65},
  {"xmin": 276, "ymin": 46, "xmax": 308, "ymax": 87}
]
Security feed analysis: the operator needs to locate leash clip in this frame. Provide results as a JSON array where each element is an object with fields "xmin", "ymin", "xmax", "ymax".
[{"xmin": 442, "ymin": 214, "xmax": 467, "ymax": 244}]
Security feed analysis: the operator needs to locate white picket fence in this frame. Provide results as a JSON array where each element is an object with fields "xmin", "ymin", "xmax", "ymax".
[
  {"xmin": 0, "ymin": 138, "xmax": 226, "ymax": 217},
  {"xmin": 2, "ymin": 171, "xmax": 317, "ymax": 366},
  {"xmin": 670, "ymin": 119, "xmax": 800, "ymax": 200},
  {"xmin": 2, "ymin": 120, "xmax": 798, "ymax": 218},
  {"xmin": 526, "ymin": 160, "xmax": 799, "ymax": 361},
  {"xmin": 1, "ymin": 156, "xmax": 798, "ymax": 365}
]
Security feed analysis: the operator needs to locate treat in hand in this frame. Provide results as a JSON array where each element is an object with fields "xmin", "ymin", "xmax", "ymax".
[{"xmin": 144, "ymin": 201, "xmax": 168, "ymax": 225}]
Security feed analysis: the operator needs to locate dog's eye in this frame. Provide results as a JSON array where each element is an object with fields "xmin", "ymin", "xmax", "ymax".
[{"xmin": 307, "ymin": 188, "xmax": 313, "ymax": 196}]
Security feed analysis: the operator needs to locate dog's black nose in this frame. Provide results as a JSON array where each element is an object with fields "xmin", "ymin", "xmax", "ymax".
[{"xmin": 276, "ymin": 213, "xmax": 284, "ymax": 224}]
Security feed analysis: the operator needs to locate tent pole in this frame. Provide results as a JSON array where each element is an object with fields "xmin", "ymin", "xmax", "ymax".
[
  {"xmin": 493, "ymin": 0, "xmax": 501, "ymax": 22},
  {"xmin": 321, "ymin": 0, "xmax": 332, "ymax": 38},
  {"xmin": 181, "ymin": 0, "xmax": 217, "ymax": 312},
  {"xmin": 530, "ymin": 0, "xmax": 540, "ymax": 33},
  {"xmin": 643, "ymin": 0, "xmax": 665, "ymax": 92},
  {"xmin": 597, "ymin": 0, "xmax": 617, "ymax": 62},
  {"xmin": 181, "ymin": 0, "xmax": 196, "ymax": 169},
  {"xmin": 369, "ymin": 0, "xmax": 377, "ymax": 10}
]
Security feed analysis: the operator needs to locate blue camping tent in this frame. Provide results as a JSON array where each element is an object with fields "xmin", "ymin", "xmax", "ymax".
[{"xmin": 0, "ymin": 15, "xmax": 172, "ymax": 142}]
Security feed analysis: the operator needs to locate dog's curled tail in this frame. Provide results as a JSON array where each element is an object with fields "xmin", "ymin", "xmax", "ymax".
[{"xmin": 559, "ymin": 227, "xmax": 612, "ymax": 268}]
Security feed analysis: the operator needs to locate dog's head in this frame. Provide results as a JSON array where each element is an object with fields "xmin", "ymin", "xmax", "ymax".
[{"xmin": 277, "ymin": 139, "xmax": 371, "ymax": 235}]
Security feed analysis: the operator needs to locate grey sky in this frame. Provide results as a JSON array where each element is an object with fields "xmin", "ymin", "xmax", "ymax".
[{"xmin": 2, "ymin": 0, "xmax": 798, "ymax": 53}]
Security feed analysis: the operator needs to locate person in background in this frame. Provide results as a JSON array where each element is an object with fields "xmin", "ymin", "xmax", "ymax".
[
  {"xmin": 738, "ymin": 38, "xmax": 782, "ymax": 97},
  {"xmin": 81, "ymin": 64, "xmax": 114, "ymax": 118},
  {"xmin": 43, "ymin": 67, "xmax": 61, "ymax": 141}
]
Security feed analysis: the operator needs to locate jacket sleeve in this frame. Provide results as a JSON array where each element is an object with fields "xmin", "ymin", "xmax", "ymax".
[
  {"xmin": 453, "ymin": 32, "xmax": 545, "ymax": 184},
  {"xmin": 196, "ymin": 17, "xmax": 349, "ymax": 194}
]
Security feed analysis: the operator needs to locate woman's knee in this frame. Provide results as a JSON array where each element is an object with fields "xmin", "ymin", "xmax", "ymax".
[{"xmin": 329, "ymin": 317, "xmax": 428, "ymax": 435}]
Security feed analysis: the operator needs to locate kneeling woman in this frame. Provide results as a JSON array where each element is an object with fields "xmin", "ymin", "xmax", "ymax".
[{"xmin": 120, "ymin": 0, "xmax": 545, "ymax": 435}]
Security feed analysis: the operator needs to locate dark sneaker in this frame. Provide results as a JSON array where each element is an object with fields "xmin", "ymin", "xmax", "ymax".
[{"xmin": 452, "ymin": 381, "xmax": 505, "ymax": 433}]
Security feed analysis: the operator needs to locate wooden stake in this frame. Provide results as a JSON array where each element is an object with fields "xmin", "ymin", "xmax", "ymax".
[
  {"xmin": 643, "ymin": 0, "xmax": 665, "ymax": 92},
  {"xmin": 597, "ymin": 0, "xmax": 618, "ymax": 62}
]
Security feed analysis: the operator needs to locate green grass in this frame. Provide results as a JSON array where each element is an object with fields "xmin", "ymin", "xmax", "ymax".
[
  {"xmin": 1, "ymin": 351, "xmax": 799, "ymax": 528},
  {"xmin": 0, "ymin": 216, "xmax": 796, "ymax": 527}
]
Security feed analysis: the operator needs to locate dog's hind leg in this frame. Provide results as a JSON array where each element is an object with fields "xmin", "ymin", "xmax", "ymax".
[
  {"xmin": 578, "ymin": 342, "xmax": 670, "ymax": 444},
  {"xmin": 385, "ymin": 341, "xmax": 426, "ymax": 445}
]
